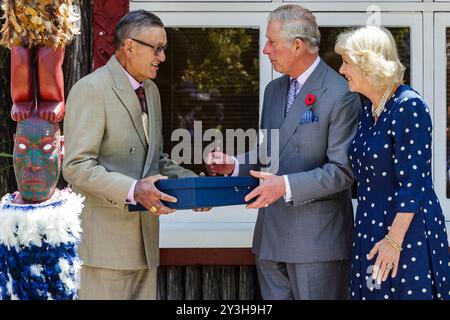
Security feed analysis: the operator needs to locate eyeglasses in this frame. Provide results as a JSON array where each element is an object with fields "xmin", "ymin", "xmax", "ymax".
[{"xmin": 130, "ymin": 38, "xmax": 168, "ymax": 55}]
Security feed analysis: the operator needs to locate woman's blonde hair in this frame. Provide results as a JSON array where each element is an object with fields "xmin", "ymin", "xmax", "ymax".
[{"xmin": 334, "ymin": 26, "xmax": 405, "ymax": 90}]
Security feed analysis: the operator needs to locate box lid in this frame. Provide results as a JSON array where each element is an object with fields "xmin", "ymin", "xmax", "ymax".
[{"xmin": 128, "ymin": 176, "xmax": 259, "ymax": 211}]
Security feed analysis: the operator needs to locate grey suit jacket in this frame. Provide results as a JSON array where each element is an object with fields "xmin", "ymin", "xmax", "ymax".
[
  {"xmin": 240, "ymin": 60, "xmax": 361, "ymax": 263},
  {"xmin": 62, "ymin": 55, "xmax": 195, "ymax": 270}
]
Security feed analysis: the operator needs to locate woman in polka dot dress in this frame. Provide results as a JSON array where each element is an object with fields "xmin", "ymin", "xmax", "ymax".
[{"xmin": 335, "ymin": 26, "xmax": 450, "ymax": 300}]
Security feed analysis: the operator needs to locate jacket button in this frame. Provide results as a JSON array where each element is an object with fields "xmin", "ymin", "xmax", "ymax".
[{"xmin": 129, "ymin": 147, "xmax": 136, "ymax": 154}]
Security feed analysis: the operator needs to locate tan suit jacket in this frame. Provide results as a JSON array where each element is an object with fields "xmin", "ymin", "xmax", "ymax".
[{"xmin": 63, "ymin": 55, "xmax": 195, "ymax": 270}]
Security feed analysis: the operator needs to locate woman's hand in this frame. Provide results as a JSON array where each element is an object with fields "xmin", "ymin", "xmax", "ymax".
[
  {"xmin": 367, "ymin": 212, "xmax": 414, "ymax": 285},
  {"xmin": 367, "ymin": 236, "xmax": 402, "ymax": 285}
]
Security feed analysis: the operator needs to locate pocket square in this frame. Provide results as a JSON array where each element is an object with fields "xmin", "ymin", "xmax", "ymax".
[{"xmin": 299, "ymin": 110, "xmax": 318, "ymax": 125}]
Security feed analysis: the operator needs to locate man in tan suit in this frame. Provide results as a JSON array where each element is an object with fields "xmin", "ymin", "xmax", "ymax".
[{"xmin": 63, "ymin": 10, "xmax": 196, "ymax": 300}]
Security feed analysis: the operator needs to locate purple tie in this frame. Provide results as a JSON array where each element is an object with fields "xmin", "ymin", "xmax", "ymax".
[
  {"xmin": 285, "ymin": 78, "xmax": 298, "ymax": 115},
  {"xmin": 135, "ymin": 87, "xmax": 147, "ymax": 113}
]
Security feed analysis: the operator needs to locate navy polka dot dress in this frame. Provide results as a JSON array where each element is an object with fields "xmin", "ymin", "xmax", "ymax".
[{"xmin": 349, "ymin": 84, "xmax": 450, "ymax": 300}]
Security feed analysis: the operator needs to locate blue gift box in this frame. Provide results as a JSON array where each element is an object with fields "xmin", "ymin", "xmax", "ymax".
[{"xmin": 128, "ymin": 176, "xmax": 259, "ymax": 211}]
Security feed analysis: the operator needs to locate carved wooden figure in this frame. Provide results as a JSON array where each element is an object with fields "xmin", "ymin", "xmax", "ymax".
[
  {"xmin": 0, "ymin": 1, "xmax": 82, "ymax": 300},
  {"xmin": 0, "ymin": 0, "xmax": 80, "ymax": 122}
]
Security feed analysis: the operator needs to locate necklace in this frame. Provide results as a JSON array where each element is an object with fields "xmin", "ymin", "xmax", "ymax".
[{"xmin": 372, "ymin": 84, "xmax": 395, "ymax": 119}]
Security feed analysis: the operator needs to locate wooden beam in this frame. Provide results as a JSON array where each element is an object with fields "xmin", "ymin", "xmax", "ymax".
[{"xmin": 160, "ymin": 248, "xmax": 255, "ymax": 266}]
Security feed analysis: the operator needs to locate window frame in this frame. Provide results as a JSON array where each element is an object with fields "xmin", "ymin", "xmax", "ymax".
[{"xmin": 433, "ymin": 13, "xmax": 450, "ymax": 226}]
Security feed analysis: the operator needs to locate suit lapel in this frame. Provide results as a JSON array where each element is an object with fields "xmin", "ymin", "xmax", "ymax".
[
  {"xmin": 276, "ymin": 60, "xmax": 328, "ymax": 163},
  {"xmin": 271, "ymin": 75, "xmax": 289, "ymax": 129},
  {"xmin": 142, "ymin": 81, "xmax": 157, "ymax": 176},
  {"xmin": 107, "ymin": 56, "xmax": 148, "ymax": 148}
]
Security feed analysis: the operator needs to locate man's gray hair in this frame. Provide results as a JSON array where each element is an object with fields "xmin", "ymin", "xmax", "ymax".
[
  {"xmin": 269, "ymin": 5, "xmax": 320, "ymax": 53},
  {"xmin": 114, "ymin": 10, "xmax": 164, "ymax": 50}
]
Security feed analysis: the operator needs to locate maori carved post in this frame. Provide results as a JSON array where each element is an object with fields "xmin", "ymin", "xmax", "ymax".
[{"xmin": 0, "ymin": 0, "xmax": 83, "ymax": 300}]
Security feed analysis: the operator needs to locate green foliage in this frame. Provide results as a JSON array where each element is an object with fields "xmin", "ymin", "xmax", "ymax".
[
  {"xmin": 182, "ymin": 28, "xmax": 259, "ymax": 95},
  {"xmin": 0, "ymin": 152, "xmax": 12, "ymax": 158}
]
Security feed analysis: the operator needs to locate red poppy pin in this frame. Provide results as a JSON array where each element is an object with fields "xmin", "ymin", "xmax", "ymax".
[{"xmin": 305, "ymin": 93, "xmax": 316, "ymax": 107}]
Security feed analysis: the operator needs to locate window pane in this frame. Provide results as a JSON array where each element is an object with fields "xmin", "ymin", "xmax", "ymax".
[{"xmin": 155, "ymin": 27, "xmax": 260, "ymax": 174}]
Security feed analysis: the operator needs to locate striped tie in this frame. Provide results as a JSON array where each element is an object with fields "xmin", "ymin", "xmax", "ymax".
[
  {"xmin": 285, "ymin": 78, "xmax": 298, "ymax": 115},
  {"xmin": 135, "ymin": 86, "xmax": 149, "ymax": 144},
  {"xmin": 135, "ymin": 86, "xmax": 147, "ymax": 113}
]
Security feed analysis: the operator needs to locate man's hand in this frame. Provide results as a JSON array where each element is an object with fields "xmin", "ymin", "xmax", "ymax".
[
  {"xmin": 134, "ymin": 174, "xmax": 177, "ymax": 215},
  {"xmin": 244, "ymin": 170, "xmax": 286, "ymax": 209},
  {"xmin": 205, "ymin": 151, "xmax": 235, "ymax": 176}
]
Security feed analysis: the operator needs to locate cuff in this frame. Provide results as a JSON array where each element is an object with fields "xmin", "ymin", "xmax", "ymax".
[
  {"xmin": 283, "ymin": 175, "xmax": 292, "ymax": 202},
  {"xmin": 127, "ymin": 180, "xmax": 138, "ymax": 205}
]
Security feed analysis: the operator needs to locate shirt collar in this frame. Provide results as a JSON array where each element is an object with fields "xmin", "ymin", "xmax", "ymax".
[
  {"xmin": 117, "ymin": 56, "xmax": 143, "ymax": 90},
  {"xmin": 291, "ymin": 56, "xmax": 321, "ymax": 93}
]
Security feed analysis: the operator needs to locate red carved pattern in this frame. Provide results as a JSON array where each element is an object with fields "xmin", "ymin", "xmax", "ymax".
[{"xmin": 93, "ymin": 0, "xmax": 129, "ymax": 70}]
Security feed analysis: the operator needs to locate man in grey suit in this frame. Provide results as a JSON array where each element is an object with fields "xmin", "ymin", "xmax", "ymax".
[
  {"xmin": 63, "ymin": 10, "xmax": 197, "ymax": 299},
  {"xmin": 206, "ymin": 5, "xmax": 361, "ymax": 299}
]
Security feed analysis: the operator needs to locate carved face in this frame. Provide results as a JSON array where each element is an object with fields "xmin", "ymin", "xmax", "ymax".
[{"xmin": 13, "ymin": 113, "xmax": 63, "ymax": 203}]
